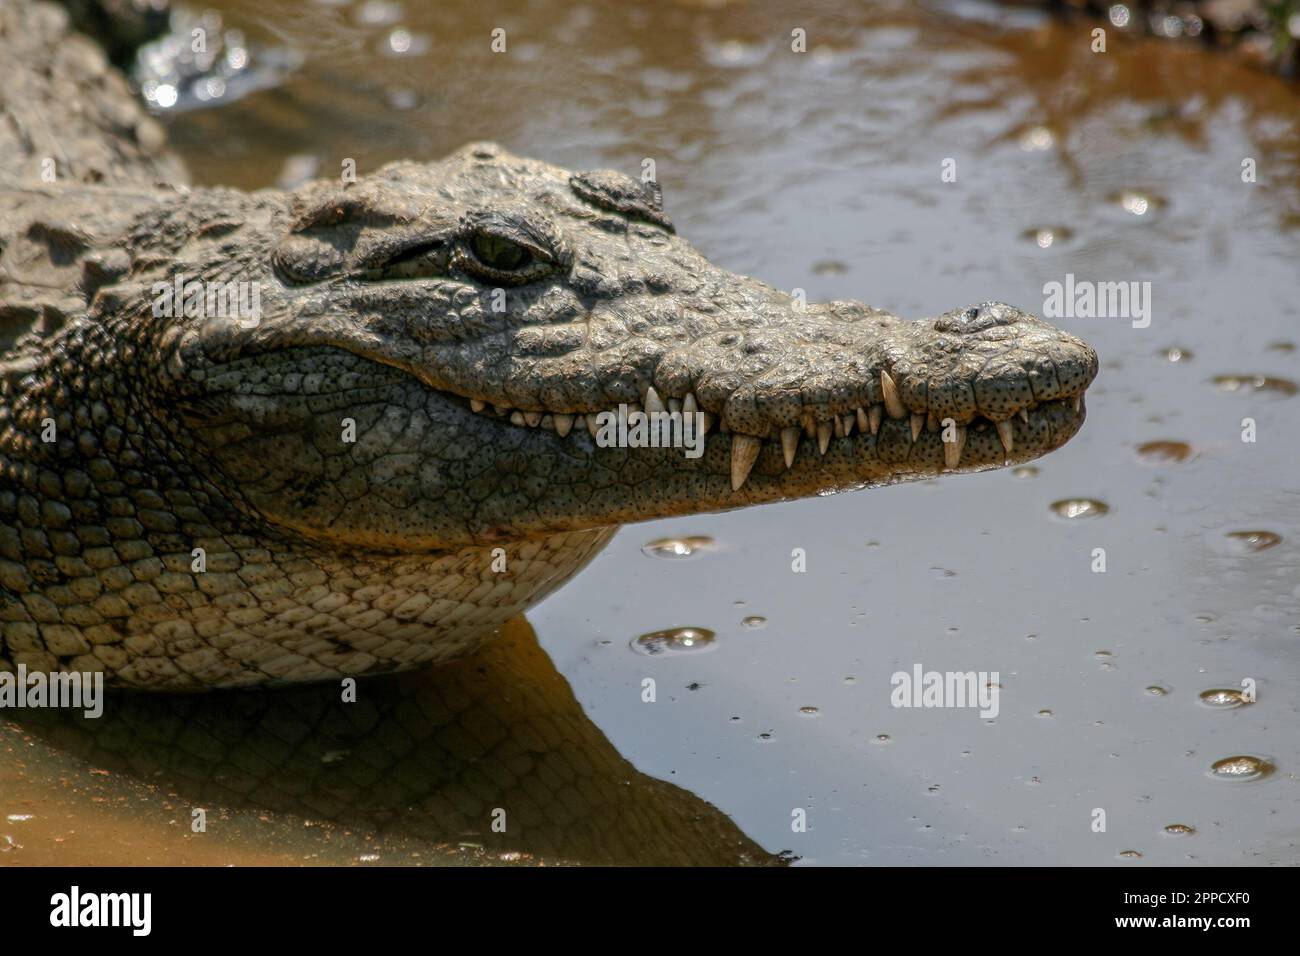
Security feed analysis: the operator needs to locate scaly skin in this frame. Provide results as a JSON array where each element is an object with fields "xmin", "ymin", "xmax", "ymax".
[{"xmin": 0, "ymin": 1, "xmax": 1098, "ymax": 689}]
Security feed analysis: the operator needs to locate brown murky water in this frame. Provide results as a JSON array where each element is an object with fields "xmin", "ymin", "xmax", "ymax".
[{"xmin": 4, "ymin": 0, "xmax": 1300, "ymax": 865}]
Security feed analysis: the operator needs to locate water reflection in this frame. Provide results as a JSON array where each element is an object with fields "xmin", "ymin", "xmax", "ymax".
[{"xmin": 6, "ymin": 618, "xmax": 782, "ymax": 866}]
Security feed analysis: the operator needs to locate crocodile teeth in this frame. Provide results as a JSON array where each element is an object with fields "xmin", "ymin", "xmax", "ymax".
[
  {"xmin": 842, "ymin": 414, "xmax": 855, "ymax": 437},
  {"xmin": 644, "ymin": 387, "xmax": 665, "ymax": 415},
  {"xmin": 554, "ymin": 413, "xmax": 575, "ymax": 437},
  {"xmin": 683, "ymin": 392, "xmax": 698, "ymax": 417},
  {"xmin": 470, "ymin": 399, "xmax": 486, "ymax": 413},
  {"xmin": 1019, "ymin": 408, "xmax": 1030, "ymax": 424},
  {"xmin": 731, "ymin": 435, "xmax": 762, "ymax": 491},
  {"xmin": 511, "ymin": 411, "xmax": 526, "ymax": 426},
  {"xmin": 856, "ymin": 407, "xmax": 869, "ymax": 433},
  {"xmin": 781, "ymin": 427, "xmax": 800, "ymax": 469},
  {"xmin": 1073, "ymin": 395, "xmax": 1081, "ymax": 412},
  {"xmin": 833, "ymin": 416, "xmax": 845, "ymax": 439},
  {"xmin": 944, "ymin": 424, "xmax": 966, "ymax": 469},
  {"xmin": 817, "ymin": 420, "xmax": 832, "ymax": 455},
  {"xmin": 995, "ymin": 419, "xmax": 1014, "ymax": 454},
  {"xmin": 868, "ymin": 405, "xmax": 882, "ymax": 435},
  {"xmin": 910, "ymin": 413, "xmax": 924, "ymax": 442},
  {"xmin": 881, "ymin": 370, "xmax": 906, "ymax": 419},
  {"xmin": 523, "ymin": 410, "xmax": 542, "ymax": 427},
  {"xmin": 802, "ymin": 410, "xmax": 817, "ymax": 439}
]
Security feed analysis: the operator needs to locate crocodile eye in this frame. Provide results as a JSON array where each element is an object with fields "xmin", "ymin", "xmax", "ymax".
[
  {"xmin": 453, "ymin": 208, "xmax": 569, "ymax": 286},
  {"xmin": 470, "ymin": 233, "xmax": 530, "ymax": 271}
]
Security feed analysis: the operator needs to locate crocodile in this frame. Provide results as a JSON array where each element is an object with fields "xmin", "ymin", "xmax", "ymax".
[{"xmin": 0, "ymin": 0, "xmax": 1098, "ymax": 690}]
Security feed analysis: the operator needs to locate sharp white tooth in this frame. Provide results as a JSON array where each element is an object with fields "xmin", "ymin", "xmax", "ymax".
[
  {"xmin": 668, "ymin": 397, "xmax": 681, "ymax": 414},
  {"xmin": 470, "ymin": 399, "xmax": 486, "ymax": 413},
  {"xmin": 910, "ymin": 413, "xmax": 924, "ymax": 442},
  {"xmin": 881, "ymin": 370, "xmax": 906, "ymax": 419},
  {"xmin": 524, "ymin": 410, "xmax": 542, "ymax": 427},
  {"xmin": 833, "ymin": 416, "xmax": 845, "ymax": 439},
  {"xmin": 995, "ymin": 419, "xmax": 1014, "ymax": 454},
  {"xmin": 856, "ymin": 406, "xmax": 869, "ymax": 433},
  {"xmin": 868, "ymin": 405, "xmax": 882, "ymax": 435},
  {"xmin": 944, "ymin": 424, "xmax": 966, "ymax": 469},
  {"xmin": 731, "ymin": 435, "xmax": 762, "ymax": 491},
  {"xmin": 1073, "ymin": 395, "xmax": 1081, "ymax": 412},
  {"xmin": 843, "ymin": 414, "xmax": 855, "ymax": 437},
  {"xmin": 644, "ymin": 387, "xmax": 665, "ymax": 415},
  {"xmin": 1019, "ymin": 408, "xmax": 1030, "ymax": 424},
  {"xmin": 781, "ymin": 426, "xmax": 800, "ymax": 469},
  {"xmin": 554, "ymin": 413, "xmax": 575, "ymax": 437},
  {"xmin": 511, "ymin": 411, "xmax": 526, "ymax": 426},
  {"xmin": 817, "ymin": 420, "xmax": 832, "ymax": 455},
  {"xmin": 683, "ymin": 392, "xmax": 699, "ymax": 414}
]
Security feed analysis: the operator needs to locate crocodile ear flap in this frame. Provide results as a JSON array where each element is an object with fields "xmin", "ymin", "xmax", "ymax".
[{"xmin": 569, "ymin": 170, "xmax": 675, "ymax": 233}]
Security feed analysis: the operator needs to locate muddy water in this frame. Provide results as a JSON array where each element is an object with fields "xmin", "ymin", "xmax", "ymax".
[{"xmin": 5, "ymin": 0, "xmax": 1300, "ymax": 865}]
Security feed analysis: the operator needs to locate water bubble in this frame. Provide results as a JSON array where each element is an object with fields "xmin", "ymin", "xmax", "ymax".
[
  {"xmin": 1209, "ymin": 755, "xmax": 1273, "ymax": 781},
  {"xmin": 799, "ymin": 706, "xmax": 820, "ymax": 716},
  {"xmin": 1118, "ymin": 849, "xmax": 1142, "ymax": 859},
  {"xmin": 1050, "ymin": 498, "xmax": 1109, "ymax": 520},
  {"xmin": 4, "ymin": 814, "xmax": 32, "ymax": 823},
  {"xmin": 1145, "ymin": 685, "xmax": 1169, "ymax": 697},
  {"xmin": 1021, "ymin": 226, "xmax": 1074, "ymax": 249},
  {"xmin": 641, "ymin": 535, "xmax": 714, "ymax": 559},
  {"xmin": 1198, "ymin": 688, "xmax": 1249, "ymax": 709},
  {"xmin": 1137, "ymin": 441, "xmax": 1191, "ymax": 464},
  {"xmin": 1160, "ymin": 346, "xmax": 1192, "ymax": 362},
  {"xmin": 1108, "ymin": 189, "xmax": 1166, "ymax": 217},
  {"xmin": 1037, "ymin": 709, "xmax": 1053, "ymax": 717},
  {"xmin": 631, "ymin": 627, "xmax": 717, "ymax": 657},
  {"xmin": 875, "ymin": 734, "xmax": 891, "ymax": 743},
  {"xmin": 1011, "ymin": 465, "xmax": 1038, "ymax": 479},
  {"xmin": 741, "ymin": 615, "xmax": 767, "ymax": 629},
  {"xmin": 1163, "ymin": 824, "xmax": 1195, "ymax": 836},
  {"xmin": 757, "ymin": 731, "xmax": 774, "ymax": 741},
  {"xmin": 1212, "ymin": 375, "xmax": 1298, "ymax": 397},
  {"xmin": 1225, "ymin": 531, "xmax": 1281, "ymax": 553},
  {"xmin": 1018, "ymin": 126, "xmax": 1055, "ymax": 151}
]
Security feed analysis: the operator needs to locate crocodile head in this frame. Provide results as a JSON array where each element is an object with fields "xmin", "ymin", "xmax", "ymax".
[{"xmin": 151, "ymin": 142, "xmax": 1097, "ymax": 551}]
